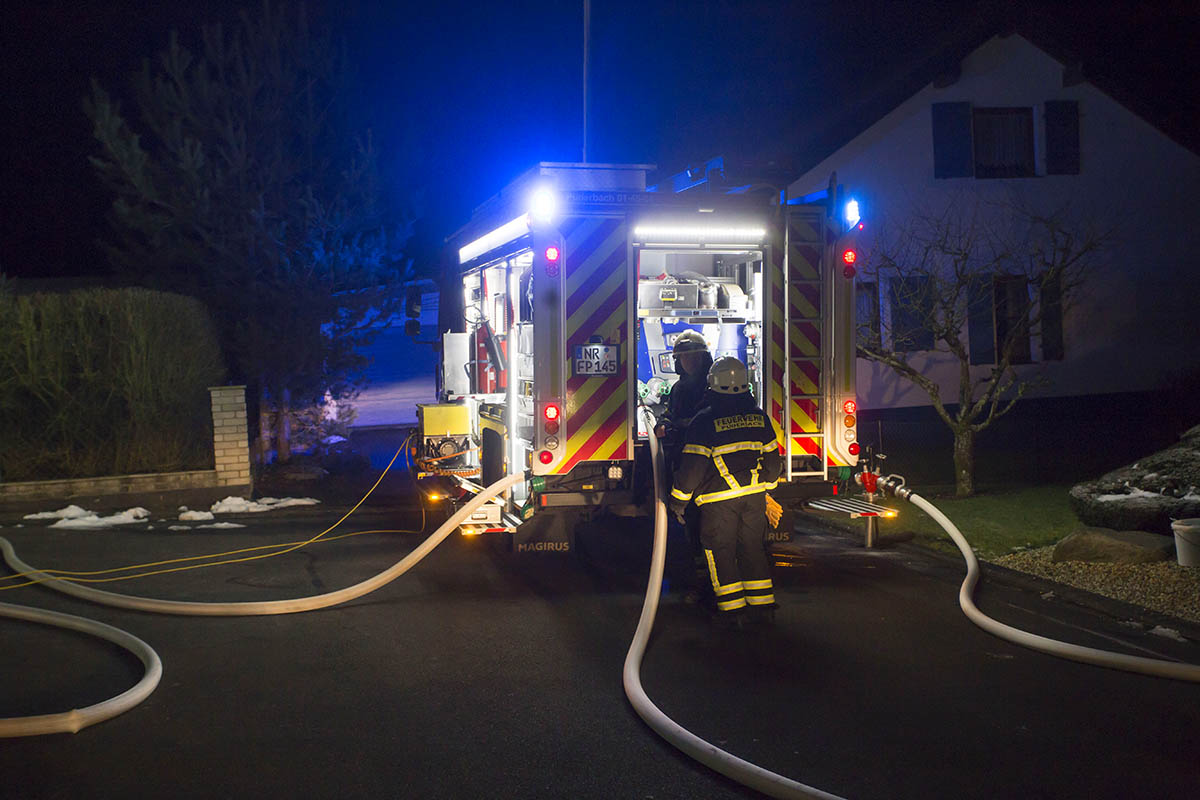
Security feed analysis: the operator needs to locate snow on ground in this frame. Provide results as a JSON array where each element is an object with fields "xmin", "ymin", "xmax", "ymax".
[
  {"xmin": 50, "ymin": 508, "xmax": 151, "ymax": 529},
  {"xmin": 19, "ymin": 496, "xmax": 320, "ymax": 529},
  {"xmin": 209, "ymin": 496, "xmax": 319, "ymax": 513}
]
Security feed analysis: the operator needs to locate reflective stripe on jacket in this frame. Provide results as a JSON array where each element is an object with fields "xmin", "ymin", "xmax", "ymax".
[{"xmin": 669, "ymin": 396, "xmax": 782, "ymax": 506}]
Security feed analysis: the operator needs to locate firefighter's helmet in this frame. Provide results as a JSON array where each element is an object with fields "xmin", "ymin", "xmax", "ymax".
[
  {"xmin": 671, "ymin": 330, "xmax": 708, "ymax": 356},
  {"xmin": 707, "ymin": 356, "xmax": 751, "ymax": 395}
]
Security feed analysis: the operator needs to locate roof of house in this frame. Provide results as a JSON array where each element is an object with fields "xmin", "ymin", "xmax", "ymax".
[{"xmin": 787, "ymin": 10, "xmax": 1199, "ymax": 179}]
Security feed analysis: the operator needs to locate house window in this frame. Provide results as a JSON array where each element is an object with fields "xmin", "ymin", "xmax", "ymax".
[
  {"xmin": 888, "ymin": 276, "xmax": 935, "ymax": 352},
  {"xmin": 973, "ymin": 108, "xmax": 1035, "ymax": 178},
  {"xmin": 993, "ymin": 275, "xmax": 1032, "ymax": 364},
  {"xmin": 968, "ymin": 273, "xmax": 1062, "ymax": 364},
  {"xmin": 1040, "ymin": 273, "xmax": 1064, "ymax": 360},
  {"xmin": 856, "ymin": 281, "xmax": 881, "ymax": 347}
]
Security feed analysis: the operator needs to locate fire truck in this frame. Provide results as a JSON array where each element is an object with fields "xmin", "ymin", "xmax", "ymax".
[{"xmin": 417, "ymin": 160, "xmax": 865, "ymax": 550}]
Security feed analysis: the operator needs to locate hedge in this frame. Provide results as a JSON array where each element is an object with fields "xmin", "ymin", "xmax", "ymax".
[{"xmin": 0, "ymin": 287, "xmax": 227, "ymax": 481}]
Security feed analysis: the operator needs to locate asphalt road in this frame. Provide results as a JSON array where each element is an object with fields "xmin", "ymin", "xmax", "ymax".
[{"xmin": 1, "ymin": 497, "xmax": 1199, "ymax": 799}]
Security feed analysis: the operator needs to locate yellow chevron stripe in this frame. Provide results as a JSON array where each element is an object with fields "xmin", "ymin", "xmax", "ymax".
[
  {"xmin": 567, "ymin": 261, "xmax": 625, "ymax": 336},
  {"xmin": 790, "ymin": 400, "xmax": 819, "ymax": 432},
  {"xmin": 566, "ymin": 221, "xmax": 625, "ymax": 291},
  {"xmin": 792, "ymin": 362, "xmax": 818, "ymax": 394},
  {"xmin": 566, "ymin": 376, "xmax": 626, "ymax": 450},
  {"xmin": 789, "ymin": 323, "xmax": 819, "ymax": 356},
  {"xmin": 789, "ymin": 283, "xmax": 819, "ymax": 318}
]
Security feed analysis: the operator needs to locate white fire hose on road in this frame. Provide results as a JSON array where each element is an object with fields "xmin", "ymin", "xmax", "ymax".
[
  {"xmin": 622, "ymin": 408, "xmax": 845, "ymax": 800},
  {"xmin": 877, "ymin": 475, "xmax": 1200, "ymax": 683},
  {"xmin": 0, "ymin": 471, "xmax": 523, "ymax": 737}
]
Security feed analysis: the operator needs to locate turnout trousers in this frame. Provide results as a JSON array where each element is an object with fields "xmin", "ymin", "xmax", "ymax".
[{"xmin": 698, "ymin": 493, "xmax": 775, "ymax": 613}]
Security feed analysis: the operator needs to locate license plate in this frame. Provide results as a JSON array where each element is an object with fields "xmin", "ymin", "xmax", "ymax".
[{"xmin": 574, "ymin": 344, "xmax": 618, "ymax": 376}]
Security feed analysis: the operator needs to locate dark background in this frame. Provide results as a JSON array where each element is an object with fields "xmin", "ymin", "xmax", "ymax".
[{"xmin": 2, "ymin": 0, "xmax": 1197, "ymax": 279}]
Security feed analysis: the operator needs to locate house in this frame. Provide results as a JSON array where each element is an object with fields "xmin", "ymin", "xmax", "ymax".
[{"xmin": 786, "ymin": 32, "xmax": 1200, "ymax": 480}]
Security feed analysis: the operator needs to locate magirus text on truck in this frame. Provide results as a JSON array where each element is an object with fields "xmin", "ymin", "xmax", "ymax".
[{"xmin": 417, "ymin": 161, "xmax": 863, "ymax": 547}]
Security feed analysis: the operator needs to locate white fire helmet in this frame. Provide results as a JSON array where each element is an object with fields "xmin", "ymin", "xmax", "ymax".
[{"xmin": 707, "ymin": 356, "xmax": 751, "ymax": 395}]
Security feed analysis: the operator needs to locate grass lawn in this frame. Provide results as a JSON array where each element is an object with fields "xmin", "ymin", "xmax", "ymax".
[{"xmin": 820, "ymin": 483, "xmax": 1081, "ymax": 560}]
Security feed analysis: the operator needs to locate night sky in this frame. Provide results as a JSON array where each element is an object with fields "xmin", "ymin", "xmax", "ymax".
[{"xmin": 2, "ymin": 0, "xmax": 1195, "ymax": 279}]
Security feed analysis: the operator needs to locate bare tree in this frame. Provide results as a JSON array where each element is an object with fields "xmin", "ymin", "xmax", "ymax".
[{"xmin": 858, "ymin": 195, "xmax": 1105, "ymax": 495}]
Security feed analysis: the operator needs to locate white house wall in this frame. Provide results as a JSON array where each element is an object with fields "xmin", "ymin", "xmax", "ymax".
[{"xmin": 789, "ymin": 34, "xmax": 1200, "ymax": 410}]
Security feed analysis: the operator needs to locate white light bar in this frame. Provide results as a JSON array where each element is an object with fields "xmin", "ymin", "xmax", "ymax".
[
  {"xmin": 633, "ymin": 225, "xmax": 766, "ymax": 243},
  {"xmin": 459, "ymin": 214, "xmax": 532, "ymax": 264}
]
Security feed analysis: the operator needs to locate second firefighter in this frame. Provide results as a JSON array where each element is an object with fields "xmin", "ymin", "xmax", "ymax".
[{"xmin": 669, "ymin": 356, "xmax": 782, "ymax": 623}]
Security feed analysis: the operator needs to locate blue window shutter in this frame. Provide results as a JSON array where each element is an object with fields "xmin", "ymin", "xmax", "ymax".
[
  {"xmin": 1045, "ymin": 100, "xmax": 1080, "ymax": 175},
  {"xmin": 967, "ymin": 275, "xmax": 995, "ymax": 365},
  {"xmin": 931, "ymin": 102, "xmax": 973, "ymax": 178}
]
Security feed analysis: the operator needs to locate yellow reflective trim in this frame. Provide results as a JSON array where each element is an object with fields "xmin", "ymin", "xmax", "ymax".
[
  {"xmin": 694, "ymin": 483, "xmax": 768, "ymax": 505},
  {"xmin": 670, "ymin": 487, "xmax": 692, "ymax": 502},
  {"xmin": 761, "ymin": 438, "xmax": 780, "ymax": 452},
  {"xmin": 713, "ymin": 454, "xmax": 739, "ymax": 491},
  {"xmin": 682, "ymin": 443, "xmax": 712, "ymax": 457},
  {"xmin": 704, "ymin": 550, "xmax": 743, "ymax": 597},
  {"xmin": 745, "ymin": 594, "xmax": 776, "ymax": 606},
  {"xmin": 712, "ymin": 441, "xmax": 764, "ymax": 456},
  {"xmin": 742, "ymin": 579, "xmax": 774, "ymax": 590},
  {"xmin": 717, "ymin": 597, "xmax": 748, "ymax": 611}
]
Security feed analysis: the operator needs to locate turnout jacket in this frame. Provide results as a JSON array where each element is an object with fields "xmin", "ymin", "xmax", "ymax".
[{"xmin": 669, "ymin": 394, "xmax": 783, "ymax": 509}]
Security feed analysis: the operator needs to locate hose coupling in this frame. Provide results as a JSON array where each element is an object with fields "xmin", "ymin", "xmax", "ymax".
[{"xmin": 878, "ymin": 473, "xmax": 911, "ymax": 500}]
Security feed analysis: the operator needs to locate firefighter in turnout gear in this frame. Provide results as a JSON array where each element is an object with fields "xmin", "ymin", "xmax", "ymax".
[
  {"xmin": 654, "ymin": 330, "xmax": 714, "ymax": 604},
  {"xmin": 668, "ymin": 357, "xmax": 782, "ymax": 624}
]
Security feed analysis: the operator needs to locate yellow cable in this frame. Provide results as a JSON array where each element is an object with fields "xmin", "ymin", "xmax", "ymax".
[{"xmin": 1, "ymin": 437, "xmax": 426, "ymax": 590}]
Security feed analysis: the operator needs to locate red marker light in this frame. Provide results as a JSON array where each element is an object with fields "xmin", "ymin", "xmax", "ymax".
[
  {"xmin": 847, "ymin": 442, "xmax": 861, "ymax": 456},
  {"xmin": 842, "ymin": 399, "xmax": 857, "ymax": 415},
  {"xmin": 544, "ymin": 245, "xmax": 560, "ymax": 262},
  {"xmin": 538, "ymin": 450, "xmax": 554, "ymax": 464},
  {"xmin": 543, "ymin": 404, "xmax": 560, "ymax": 421},
  {"xmin": 841, "ymin": 249, "xmax": 857, "ymax": 264},
  {"xmin": 857, "ymin": 222, "xmax": 864, "ymax": 230}
]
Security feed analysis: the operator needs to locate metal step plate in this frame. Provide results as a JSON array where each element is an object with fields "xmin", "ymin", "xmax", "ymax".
[{"xmin": 807, "ymin": 496, "xmax": 898, "ymax": 518}]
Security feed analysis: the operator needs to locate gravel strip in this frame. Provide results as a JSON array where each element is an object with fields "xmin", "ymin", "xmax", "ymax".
[{"xmin": 992, "ymin": 547, "xmax": 1200, "ymax": 624}]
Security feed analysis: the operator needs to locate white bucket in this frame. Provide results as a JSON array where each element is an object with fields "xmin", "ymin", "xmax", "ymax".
[{"xmin": 1171, "ymin": 518, "xmax": 1200, "ymax": 567}]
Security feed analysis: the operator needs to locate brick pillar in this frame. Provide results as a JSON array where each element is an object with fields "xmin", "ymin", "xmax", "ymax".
[{"xmin": 209, "ymin": 385, "xmax": 252, "ymax": 488}]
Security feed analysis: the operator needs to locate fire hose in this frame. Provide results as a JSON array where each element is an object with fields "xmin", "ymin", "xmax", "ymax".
[
  {"xmin": 876, "ymin": 474, "xmax": 1200, "ymax": 683},
  {"xmin": 623, "ymin": 408, "xmax": 845, "ymax": 799},
  {"xmin": 0, "ymin": 471, "xmax": 523, "ymax": 736}
]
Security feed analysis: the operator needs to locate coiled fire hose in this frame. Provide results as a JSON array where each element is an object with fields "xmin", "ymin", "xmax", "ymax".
[
  {"xmin": 623, "ymin": 409, "xmax": 845, "ymax": 800},
  {"xmin": 878, "ymin": 475, "xmax": 1200, "ymax": 683},
  {"xmin": 0, "ymin": 471, "xmax": 523, "ymax": 736}
]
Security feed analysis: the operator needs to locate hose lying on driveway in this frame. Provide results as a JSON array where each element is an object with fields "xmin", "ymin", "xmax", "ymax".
[
  {"xmin": 622, "ymin": 409, "xmax": 845, "ymax": 800},
  {"xmin": 0, "ymin": 601, "xmax": 161, "ymax": 737},
  {"xmin": 0, "ymin": 471, "xmax": 522, "ymax": 736},
  {"xmin": 880, "ymin": 476, "xmax": 1200, "ymax": 684}
]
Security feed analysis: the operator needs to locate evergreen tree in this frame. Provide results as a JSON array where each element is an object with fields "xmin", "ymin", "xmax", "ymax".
[{"xmin": 86, "ymin": 1, "xmax": 410, "ymax": 462}]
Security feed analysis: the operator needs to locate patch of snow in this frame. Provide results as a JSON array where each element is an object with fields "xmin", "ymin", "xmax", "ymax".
[
  {"xmin": 1094, "ymin": 488, "xmax": 1172, "ymax": 503},
  {"xmin": 1119, "ymin": 620, "xmax": 1144, "ymax": 629},
  {"xmin": 178, "ymin": 506, "xmax": 189, "ymax": 512},
  {"xmin": 197, "ymin": 522, "xmax": 247, "ymax": 529},
  {"xmin": 322, "ymin": 434, "xmax": 348, "ymax": 444},
  {"xmin": 1149, "ymin": 626, "xmax": 1187, "ymax": 643},
  {"xmin": 179, "ymin": 510, "xmax": 215, "ymax": 521},
  {"xmin": 51, "ymin": 507, "xmax": 151, "ymax": 529},
  {"xmin": 24, "ymin": 504, "xmax": 90, "ymax": 520},
  {"xmin": 209, "ymin": 496, "xmax": 320, "ymax": 514},
  {"xmin": 1040, "ymin": 591, "xmax": 1055, "ymax": 600},
  {"xmin": 168, "ymin": 525, "xmax": 192, "ymax": 531}
]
